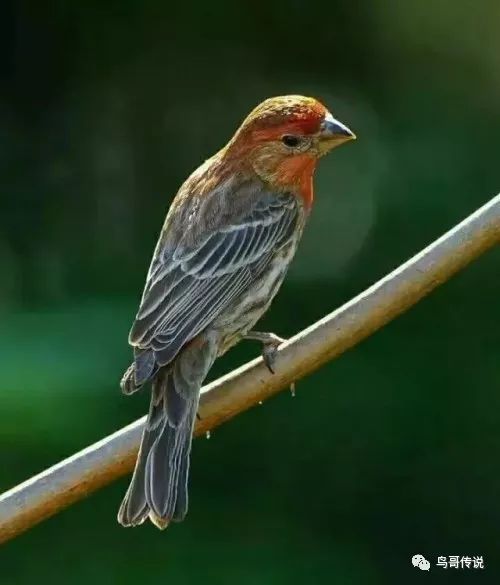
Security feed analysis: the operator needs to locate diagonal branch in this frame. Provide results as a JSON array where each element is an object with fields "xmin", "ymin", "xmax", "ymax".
[{"xmin": 0, "ymin": 193, "xmax": 499, "ymax": 545}]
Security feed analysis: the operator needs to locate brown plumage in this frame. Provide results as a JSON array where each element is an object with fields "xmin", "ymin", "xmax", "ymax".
[{"xmin": 118, "ymin": 95, "xmax": 355, "ymax": 529}]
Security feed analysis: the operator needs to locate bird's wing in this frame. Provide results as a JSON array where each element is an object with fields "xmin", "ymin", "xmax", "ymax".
[{"xmin": 129, "ymin": 186, "xmax": 299, "ymax": 374}]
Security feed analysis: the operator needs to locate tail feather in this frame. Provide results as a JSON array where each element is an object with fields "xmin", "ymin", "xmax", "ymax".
[
  {"xmin": 117, "ymin": 334, "xmax": 216, "ymax": 528},
  {"xmin": 117, "ymin": 378, "xmax": 166, "ymax": 526},
  {"xmin": 145, "ymin": 367, "xmax": 198, "ymax": 523}
]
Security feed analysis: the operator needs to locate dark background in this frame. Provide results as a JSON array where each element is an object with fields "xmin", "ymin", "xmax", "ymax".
[{"xmin": 1, "ymin": 1, "xmax": 499, "ymax": 583}]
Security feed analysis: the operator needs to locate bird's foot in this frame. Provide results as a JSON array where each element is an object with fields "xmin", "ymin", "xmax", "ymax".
[{"xmin": 243, "ymin": 331, "xmax": 286, "ymax": 374}]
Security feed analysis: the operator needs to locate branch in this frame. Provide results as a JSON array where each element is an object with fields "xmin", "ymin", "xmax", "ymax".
[{"xmin": 1, "ymin": 194, "xmax": 499, "ymax": 544}]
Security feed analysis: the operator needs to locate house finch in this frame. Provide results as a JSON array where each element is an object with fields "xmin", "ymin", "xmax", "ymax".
[{"xmin": 118, "ymin": 95, "xmax": 355, "ymax": 529}]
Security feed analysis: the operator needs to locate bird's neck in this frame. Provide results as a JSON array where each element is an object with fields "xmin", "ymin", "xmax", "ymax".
[
  {"xmin": 219, "ymin": 145, "xmax": 317, "ymax": 209},
  {"xmin": 272, "ymin": 155, "xmax": 316, "ymax": 209}
]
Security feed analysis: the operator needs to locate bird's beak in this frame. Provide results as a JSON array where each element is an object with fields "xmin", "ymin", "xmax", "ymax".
[{"xmin": 318, "ymin": 112, "xmax": 356, "ymax": 154}]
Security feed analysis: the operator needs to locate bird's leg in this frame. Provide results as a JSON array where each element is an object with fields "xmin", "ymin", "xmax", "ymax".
[{"xmin": 243, "ymin": 331, "xmax": 286, "ymax": 374}]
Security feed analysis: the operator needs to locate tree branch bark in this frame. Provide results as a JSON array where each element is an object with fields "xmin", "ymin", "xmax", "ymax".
[{"xmin": 1, "ymin": 193, "xmax": 499, "ymax": 544}]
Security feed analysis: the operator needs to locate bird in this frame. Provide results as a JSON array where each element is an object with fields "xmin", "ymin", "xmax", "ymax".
[{"xmin": 117, "ymin": 95, "xmax": 355, "ymax": 529}]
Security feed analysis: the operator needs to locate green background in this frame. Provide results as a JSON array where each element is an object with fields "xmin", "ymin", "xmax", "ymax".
[{"xmin": 1, "ymin": 1, "xmax": 499, "ymax": 583}]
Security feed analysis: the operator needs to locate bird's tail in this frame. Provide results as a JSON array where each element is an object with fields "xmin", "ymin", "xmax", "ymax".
[{"xmin": 117, "ymin": 335, "xmax": 216, "ymax": 529}]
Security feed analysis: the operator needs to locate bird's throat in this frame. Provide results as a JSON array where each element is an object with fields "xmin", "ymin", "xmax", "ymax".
[{"xmin": 274, "ymin": 154, "xmax": 316, "ymax": 208}]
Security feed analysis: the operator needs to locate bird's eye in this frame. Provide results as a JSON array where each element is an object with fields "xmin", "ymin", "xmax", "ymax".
[{"xmin": 281, "ymin": 135, "xmax": 301, "ymax": 148}]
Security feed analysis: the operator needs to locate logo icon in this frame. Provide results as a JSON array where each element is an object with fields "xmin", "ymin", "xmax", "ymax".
[{"xmin": 412, "ymin": 554, "xmax": 430, "ymax": 571}]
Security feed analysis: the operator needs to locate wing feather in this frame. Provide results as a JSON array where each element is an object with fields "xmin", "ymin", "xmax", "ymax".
[{"xmin": 129, "ymin": 186, "xmax": 300, "ymax": 370}]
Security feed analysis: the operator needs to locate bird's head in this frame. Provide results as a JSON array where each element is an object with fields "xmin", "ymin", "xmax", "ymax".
[{"xmin": 225, "ymin": 95, "xmax": 355, "ymax": 205}]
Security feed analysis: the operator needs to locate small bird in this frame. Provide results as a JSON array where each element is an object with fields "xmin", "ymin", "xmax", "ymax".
[{"xmin": 118, "ymin": 95, "xmax": 355, "ymax": 529}]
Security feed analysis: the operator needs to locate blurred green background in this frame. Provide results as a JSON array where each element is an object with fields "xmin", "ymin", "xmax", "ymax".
[{"xmin": 1, "ymin": 1, "xmax": 499, "ymax": 583}]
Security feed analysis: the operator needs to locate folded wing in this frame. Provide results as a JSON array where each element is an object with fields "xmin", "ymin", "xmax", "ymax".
[{"xmin": 129, "ymin": 188, "xmax": 299, "ymax": 375}]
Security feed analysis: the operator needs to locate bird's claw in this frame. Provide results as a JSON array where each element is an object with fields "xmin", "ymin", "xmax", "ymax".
[
  {"xmin": 243, "ymin": 330, "xmax": 296, "ymax": 392},
  {"xmin": 244, "ymin": 331, "xmax": 286, "ymax": 374},
  {"xmin": 262, "ymin": 344, "xmax": 297, "ymax": 395},
  {"xmin": 262, "ymin": 342, "xmax": 280, "ymax": 374}
]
